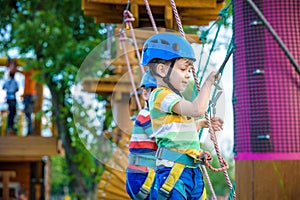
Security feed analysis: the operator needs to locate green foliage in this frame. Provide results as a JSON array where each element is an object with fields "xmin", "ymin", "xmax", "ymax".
[
  {"xmin": 50, "ymin": 155, "xmax": 69, "ymax": 196},
  {"xmin": 0, "ymin": 0, "xmax": 110, "ymax": 198}
]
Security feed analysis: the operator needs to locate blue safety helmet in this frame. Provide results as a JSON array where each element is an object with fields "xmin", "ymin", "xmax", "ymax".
[
  {"xmin": 141, "ymin": 33, "xmax": 196, "ymax": 65},
  {"xmin": 139, "ymin": 70, "xmax": 157, "ymax": 88}
]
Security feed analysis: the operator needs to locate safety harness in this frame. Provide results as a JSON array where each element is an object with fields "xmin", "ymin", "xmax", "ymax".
[
  {"xmin": 156, "ymin": 147, "xmax": 209, "ymax": 199},
  {"xmin": 128, "ymin": 152, "xmax": 156, "ymax": 199}
]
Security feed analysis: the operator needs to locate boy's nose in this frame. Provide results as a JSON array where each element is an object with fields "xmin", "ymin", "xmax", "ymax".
[{"xmin": 186, "ymin": 72, "xmax": 191, "ymax": 78}]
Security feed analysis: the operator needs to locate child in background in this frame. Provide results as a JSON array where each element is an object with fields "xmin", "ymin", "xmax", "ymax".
[
  {"xmin": 141, "ymin": 33, "xmax": 223, "ymax": 199},
  {"xmin": 126, "ymin": 70, "xmax": 158, "ymax": 199}
]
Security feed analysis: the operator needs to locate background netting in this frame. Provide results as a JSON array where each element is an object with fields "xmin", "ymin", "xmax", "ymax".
[{"xmin": 233, "ymin": 0, "xmax": 300, "ymax": 160}]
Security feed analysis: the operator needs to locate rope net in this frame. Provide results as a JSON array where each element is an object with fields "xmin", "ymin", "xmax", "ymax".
[{"xmin": 233, "ymin": 0, "xmax": 300, "ymax": 160}]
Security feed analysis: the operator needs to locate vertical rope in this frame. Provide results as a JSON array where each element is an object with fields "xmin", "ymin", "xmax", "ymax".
[
  {"xmin": 124, "ymin": 10, "xmax": 145, "ymax": 74},
  {"xmin": 201, "ymin": 165, "xmax": 217, "ymax": 200},
  {"xmin": 169, "ymin": 0, "xmax": 185, "ymax": 38},
  {"xmin": 144, "ymin": 0, "xmax": 158, "ymax": 34},
  {"xmin": 205, "ymin": 112, "xmax": 235, "ymax": 199},
  {"xmin": 119, "ymin": 31, "xmax": 142, "ymax": 111}
]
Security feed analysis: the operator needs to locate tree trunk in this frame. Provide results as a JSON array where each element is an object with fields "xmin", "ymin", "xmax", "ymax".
[{"xmin": 48, "ymin": 83, "xmax": 90, "ymax": 199}]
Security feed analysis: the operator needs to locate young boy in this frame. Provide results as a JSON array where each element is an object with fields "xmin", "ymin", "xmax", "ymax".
[
  {"xmin": 141, "ymin": 33, "xmax": 223, "ymax": 199},
  {"xmin": 126, "ymin": 70, "xmax": 158, "ymax": 200},
  {"xmin": 126, "ymin": 69, "xmax": 222, "ymax": 200}
]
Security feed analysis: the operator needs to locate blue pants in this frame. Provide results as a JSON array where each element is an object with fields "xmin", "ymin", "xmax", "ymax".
[
  {"xmin": 7, "ymin": 99, "xmax": 17, "ymax": 129},
  {"xmin": 151, "ymin": 166, "xmax": 204, "ymax": 200},
  {"xmin": 126, "ymin": 171, "xmax": 150, "ymax": 200},
  {"xmin": 24, "ymin": 95, "xmax": 35, "ymax": 135}
]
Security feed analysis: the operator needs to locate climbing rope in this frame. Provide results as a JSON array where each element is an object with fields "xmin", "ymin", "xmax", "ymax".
[
  {"xmin": 143, "ymin": 0, "xmax": 158, "ymax": 34},
  {"xmin": 118, "ymin": 30, "xmax": 142, "ymax": 111},
  {"xmin": 123, "ymin": 10, "xmax": 145, "ymax": 74},
  {"xmin": 201, "ymin": 165, "xmax": 217, "ymax": 200},
  {"xmin": 169, "ymin": 0, "xmax": 185, "ymax": 38}
]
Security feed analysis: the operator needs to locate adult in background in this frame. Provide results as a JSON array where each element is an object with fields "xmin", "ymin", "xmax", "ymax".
[{"xmin": 2, "ymin": 70, "xmax": 19, "ymax": 132}]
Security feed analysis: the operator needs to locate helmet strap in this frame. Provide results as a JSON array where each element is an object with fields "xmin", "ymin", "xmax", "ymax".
[{"xmin": 163, "ymin": 59, "xmax": 181, "ymax": 97}]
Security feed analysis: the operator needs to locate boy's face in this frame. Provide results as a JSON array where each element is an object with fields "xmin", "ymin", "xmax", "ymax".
[
  {"xmin": 142, "ymin": 87, "xmax": 154, "ymax": 101},
  {"xmin": 169, "ymin": 58, "xmax": 193, "ymax": 91}
]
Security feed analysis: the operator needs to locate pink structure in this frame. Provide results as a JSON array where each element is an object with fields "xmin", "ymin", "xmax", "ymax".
[{"xmin": 233, "ymin": 0, "xmax": 300, "ymax": 160}]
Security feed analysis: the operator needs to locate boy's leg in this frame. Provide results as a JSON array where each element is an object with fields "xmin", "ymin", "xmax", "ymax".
[
  {"xmin": 154, "ymin": 167, "xmax": 204, "ymax": 200},
  {"xmin": 24, "ymin": 95, "xmax": 34, "ymax": 135},
  {"xmin": 7, "ymin": 99, "xmax": 16, "ymax": 129},
  {"xmin": 155, "ymin": 167, "xmax": 186, "ymax": 200},
  {"xmin": 189, "ymin": 167, "xmax": 204, "ymax": 199},
  {"xmin": 126, "ymin": 171, "xmax": 149, "ymax": 199}
]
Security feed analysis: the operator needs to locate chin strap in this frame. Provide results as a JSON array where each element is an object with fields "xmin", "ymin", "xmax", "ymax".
[{"xmin": 162, "ymin": 59, "xmax": 182, "ymax": 97}]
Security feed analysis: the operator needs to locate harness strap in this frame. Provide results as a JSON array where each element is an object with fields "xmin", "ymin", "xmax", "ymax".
[
  {"xmin": 158, "ymin": 162, "xmax": 185, "ymax": 200},
  {"xmin": 128, "ymin": 153, "xmax": 156, "ymax": 169},
  {"xmin": 201, "ymin": 187, "xmax": 207, "ymax": 200},
  {"xmin": 135, "ymin": 168, "xmax": 155, "ymax": 200},
  {"xmin": 156, "ymin": 147, "xmax": 204, "ymax": 167}
]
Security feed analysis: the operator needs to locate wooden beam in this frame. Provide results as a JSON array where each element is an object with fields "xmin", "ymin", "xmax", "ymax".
[
  {"xmin": 0, "ymin": 156, "xmax": 44, "ymax": 161},
  {"xmin": 94, "ymin": 17, "xmax": 122, "ymax": 24},
  {"xmin": 82, "ymin": 75, "xmax": 138, "ymax": 95},
  {"xmin": 164, "ymin": 6, "xmax": 173, "ymax": 29},
  {"xmin": 0, "ymin": 57, "xmax": 25, "ymax": 67},
  {"xmin": 0, "ymin": 136, "xmax": 57, "ymax": 158},
  {"xmin": 87, "ymin": 0, "xmax": 217, "ymax": 8},
  {"xmin": 124, "ymin": 29, "xmax": 201, "ymax": 45},
  {"xmin": 97, "ymin": 189, "xmax": 131, "ymax": 200},
  {"xmin": 99, "ymin": 180, "xmax": 130, "ymax": 198},
  {"xmin": 179, "ymin": 2, "xmax": 225, "ymax": 17},
  {"xmin": 130, "ymin": 4, "xmax": 139, "ymax": 27}
]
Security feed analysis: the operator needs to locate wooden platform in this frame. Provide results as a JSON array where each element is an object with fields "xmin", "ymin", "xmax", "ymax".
[
  {"xmin": 82, "ymin": 0, "xmax": 225, "ymax": 29},
  {"xmin": 0, "ymin": 136, "xmax": 57, "ymax": 161},
  {"xmin": 82, "ymin": 74, "xmax": 138, "ymax": 95}
]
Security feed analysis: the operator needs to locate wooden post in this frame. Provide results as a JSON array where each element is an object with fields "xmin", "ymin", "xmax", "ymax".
[
  {"xmin": 0, "ymin": 171, "xmax": 16, "ymax": 200},
  {"xmin": 0, "ymin": 111, "xmax": 7, "ymax": 136},
  {"xmin": 44, "ymin": 157, "xmax": 51, "ymax": 200},
  {"xmin": 236, "ymin": 160, "xmax": 300, "ymax": 199}
]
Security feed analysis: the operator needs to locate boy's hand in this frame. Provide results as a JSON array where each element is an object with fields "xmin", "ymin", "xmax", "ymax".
[
  {"xmin": 211, "ymin": 117, "xmax": 224, "ymax": 131},
  {"xmin": 196, "ymin": 117, "xmax": 224, "ymax": 131},
  {"xmin": 206, "ymin": 71, "xmax": 220, "ymax": 85}
]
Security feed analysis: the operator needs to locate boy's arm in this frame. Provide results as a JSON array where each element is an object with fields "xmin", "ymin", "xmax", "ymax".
[{"xmin": 172, "ymin": 72, "xmax": 219, "ymax": 117}]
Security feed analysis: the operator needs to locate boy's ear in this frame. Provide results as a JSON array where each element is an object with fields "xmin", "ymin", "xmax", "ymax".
[{"xmin": 157, "ymin": 63, "xmax": 168, "ymax": 77}]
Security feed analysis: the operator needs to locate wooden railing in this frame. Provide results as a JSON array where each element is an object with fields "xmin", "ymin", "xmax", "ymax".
[
  {"xmin": 1, "ymin": 109, "xmax": 30, "ymax": 136},
  {"xmin": 0, "ymin": 108, "xmax": 57, "ymax": 137}
]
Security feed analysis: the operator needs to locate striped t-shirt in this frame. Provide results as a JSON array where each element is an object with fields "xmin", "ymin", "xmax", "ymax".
[
  {"xmin": 128, "ymin": 108, "xmax": 157, "ymax": 172},
  {"xmin": 149, "ymin": 87, "xmax": 201, "ymax": 159}
]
